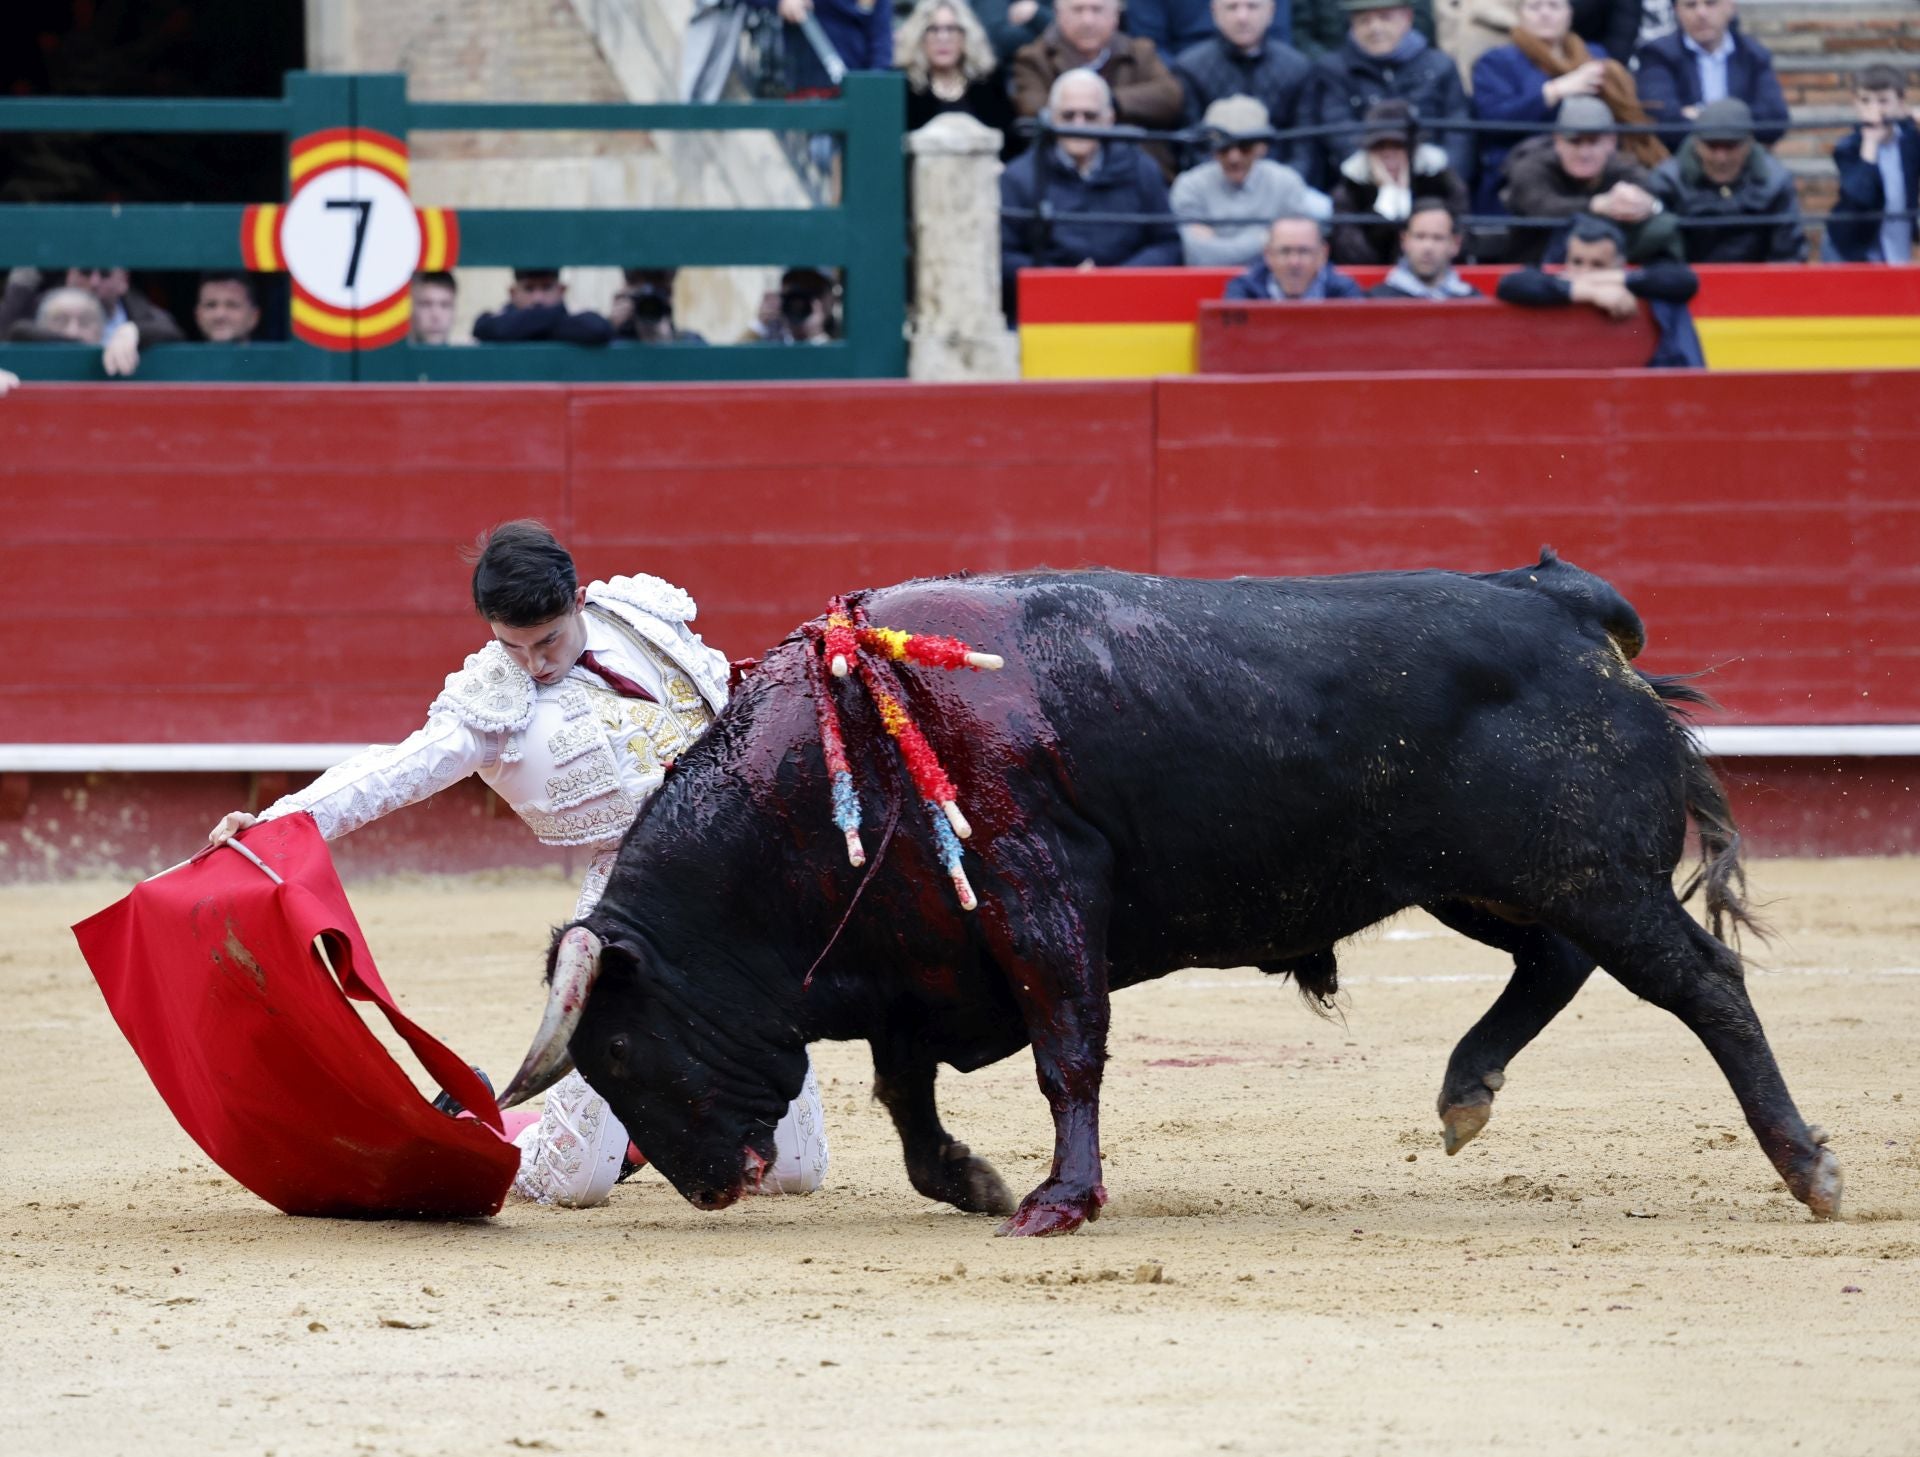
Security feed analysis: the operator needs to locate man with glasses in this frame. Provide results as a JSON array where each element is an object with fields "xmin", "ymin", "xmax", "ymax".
[
  {"xmin": 0, "ymin": 264, "xmax": 182, "ymax": 377},
  {"xmin": 1224, "ymin": 212, "xmax": 1365, "ymax": 297},
  {"xmin": 1631, "ymin": 0, "xmax": 1786, "ymax": 151},
  {"xmin": 1172, "ymin": 94, "xmax": 1330, "ymax": 264},
  {"xmin": 1648, "ymin": 95, "xmax": 1805, "ymax": 262},
  {"xmin": 1000, "ymin": 68, "xmax": 1182, "ymax": 312}
]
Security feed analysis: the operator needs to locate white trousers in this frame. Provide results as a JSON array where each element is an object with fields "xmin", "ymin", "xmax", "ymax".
[{"xmin": 508, "ymin": 850, "xmax": 830, "ymax": 1208}]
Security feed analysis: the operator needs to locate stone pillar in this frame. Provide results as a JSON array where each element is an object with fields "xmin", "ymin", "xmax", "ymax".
[{"xmin": 906, "ymin": 113, "xmax": 1020, "ymax": 381}]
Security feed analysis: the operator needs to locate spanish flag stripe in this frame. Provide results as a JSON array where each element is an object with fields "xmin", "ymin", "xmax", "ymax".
[{"xmin": 419, "ymin": 209, "xmax": 447, "ymax": 271}]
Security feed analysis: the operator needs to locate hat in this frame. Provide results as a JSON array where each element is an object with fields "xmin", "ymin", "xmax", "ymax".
[
  {"xmin": 1201, "ymin": 94, "xmax": 1271, "ymax": 143},
  {"xmin": 1362, "ymin": 98, "xmax": 1416, "ymax": 147},
  {"xmin": 1695, "ymin": 96, "xmax": 1755, "ymax": 142},
  {"xmin": 1555, "ymin": 96, "xmax": 1613, "ymax": 136},
  {"xmin": 1340, "ymin": 0, "xmax": 1409, "ymax": 11}
]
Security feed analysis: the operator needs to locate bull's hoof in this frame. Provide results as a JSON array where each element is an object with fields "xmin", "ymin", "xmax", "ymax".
[
  {"xmin": 1791, "ymin": 1143, "xmax": 1844, "ymax": 1221},
  {"xmin": 930, "ymin": 1144, "xmax": 1016, "ymax": 1217},
  {"xmin": 995, "ymin": 1183, "xmax": 1107, "ymax": 1238},
  {"xmin": 1440, "ymin": 1100, "xmax": 1491, "ymax": 1155}
]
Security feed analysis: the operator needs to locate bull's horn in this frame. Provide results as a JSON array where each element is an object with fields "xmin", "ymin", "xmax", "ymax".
[{"xmin": 498, "ymin": 926, "xmax": 603, "ymax": 1108}]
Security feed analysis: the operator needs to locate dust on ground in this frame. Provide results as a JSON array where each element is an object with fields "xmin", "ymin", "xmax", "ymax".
[{"xmin": 4, "ymin": 858, "xmax": 1917, "ymax": 1456}]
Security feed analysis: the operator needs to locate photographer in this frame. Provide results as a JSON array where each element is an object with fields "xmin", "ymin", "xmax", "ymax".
[
  {"xmin": 742, "ymin": 267, "xmax": 838, "ymax": 344},
  {"xmin": 609, "ymin": 268, "xmax": 708, "ymax": 344}
]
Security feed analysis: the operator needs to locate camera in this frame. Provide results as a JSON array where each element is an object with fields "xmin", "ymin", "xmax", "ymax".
[
  {"xmin": 624, "ymin": 286, "xmax": 672, "ymax": 323},
  {"xmin": 779, "ymin": 289, "xmax": 818, "ymax": 326}
]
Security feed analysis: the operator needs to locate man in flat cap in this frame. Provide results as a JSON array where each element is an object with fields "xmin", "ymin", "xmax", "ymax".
[
  {"xmin": 1501, "ymin": 94, "xmax": 1680, "ymax": 264},
  {"xmin": 1648, "ymin": 96, "xmax": 1806, "ymax": 262},
  {"xmin": 1171, "ymin": 94, "xmax": 1330, "ymax": 263}
]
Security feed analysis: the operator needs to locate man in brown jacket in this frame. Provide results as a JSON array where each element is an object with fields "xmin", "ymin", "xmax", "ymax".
[
  {"xmin": 1012, "ymin": 0, "xmax": 1185, "ymax": 171},
  {"xmin": 1500, "ymin": 94, "xmax": 1680, "ymax": 263}
]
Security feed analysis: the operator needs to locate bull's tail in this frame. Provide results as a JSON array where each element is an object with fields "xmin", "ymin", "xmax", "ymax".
[{"xmin": 1644, "ymin": 673, "xmax": 1767, "ymax": 947}]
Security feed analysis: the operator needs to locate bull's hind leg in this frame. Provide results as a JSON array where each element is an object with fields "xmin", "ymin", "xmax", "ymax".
[
  {"xmin": 1562, "ymin": 886, "xmax": 1842, "ymax": 1219},
  {"xmin": 871, "ymin": 1038, "xmax": 1015, "ymax": 1216},
  {"xmin": 1425, "ymin": 903, "xmax": 1597, "ymax": 1153}
]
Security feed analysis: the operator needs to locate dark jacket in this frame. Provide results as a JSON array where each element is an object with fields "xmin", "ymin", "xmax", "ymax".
[
  {"xmin": 1310, "ymin": 34, "xmax": 1474, "ymax": 188},
  {"xmin": 972, "ymin": 0, "xmax": 1053, "ymax": 66},
  {"xmin": 1294, "ymin": 0, "xmax": 1436, "ymax": 61},
  {"xmin": 473, "ymin": 304, "xmax": 615, "ymax": 345},
  {"xmin": 1572, "ymin": 0, "xmax": 1638, "ymax": 67},
  {"xmin": 1000, "ymin": 140, "xmax": 1184, "ymax": 283},
  {"xmin": 1173, "ymin": 34, "xmax": 1316, "ymax": 175},
  {"xmin": 1496, "ymin": 260, "xmax": 1704, "ymax": 366},
  {"xmin": 1469, "ymin": 40, "xmax": 1608, "ymax": 213},
  {"xmin": 1829, "ymin": 119, "xmax": 1920, "ymax": 263},
  {"xmin": 1129, "ymin": 0, "xmax": 1295, "ymax": 54},
  {"xmin": 1649, "ymin": 138, "xmax": 1807, "ymax": 263},
  {"xmin": 1224, "ymin": 257, "xmax": 1366, "ymax": 298},
  {"xmin": 1010, "ymin": 26, "xmax": 1186, "ymax": 130},
  {"xmin": 1630, "ymin": 22, "xmax": 1788, "ymax": 151},
  {"xmin": 744, "ymin": 0, "xmax": 892, "ymax": 91},
  {"xmin": 907, "ymin": 75, "xmax": 1018, "ymax": 156},
  {"xmin": 1328, "ymin": 142, "xmax": 1473, "ymax": 264},
  {"xmin": 1499, "ymin": 132, "xmax": 1680, "ymax": 264}
]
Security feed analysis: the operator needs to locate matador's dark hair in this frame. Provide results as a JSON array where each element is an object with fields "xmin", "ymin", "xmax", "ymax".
[{"xmin": 464, "ymin": 519, "xmax": 578, "ymax": 626}]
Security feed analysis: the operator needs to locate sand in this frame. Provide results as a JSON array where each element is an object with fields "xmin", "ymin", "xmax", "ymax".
[{"xmin": 5, "ymin": 857, "xmax": 1918, "ymax": 1456}]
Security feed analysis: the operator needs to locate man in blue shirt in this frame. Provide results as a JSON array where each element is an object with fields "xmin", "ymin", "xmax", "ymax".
[
  {"xmin": 1632, "ymin": 0, "xmax": 1787, "ymax": 151},
  {"xmin": 1829, "ymin": 64, "xmax": 1919, "ymax": 265},
  {"xmin": 1225, "ymin": 214, "xmax": 1367, "ymax": 297}
]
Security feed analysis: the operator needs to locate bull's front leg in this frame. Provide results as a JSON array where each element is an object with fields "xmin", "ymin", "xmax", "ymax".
[
  {"xmin": 998, "ymin": 987, "xmax": 1111, "ymax": 1237},
  {"xmin": 871, "ymin": 1034, "xmax": 1015, "ymax": 1216}
]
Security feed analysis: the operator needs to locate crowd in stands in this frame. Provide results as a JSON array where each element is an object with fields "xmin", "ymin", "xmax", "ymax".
[{"xmin": 2, "ymin": 0, "xmax": 1912, "ymax": 375}]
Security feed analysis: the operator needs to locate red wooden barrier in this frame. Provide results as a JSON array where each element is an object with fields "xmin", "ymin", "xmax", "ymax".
[{"xmin": 1196, "ymin": 298, "xmax": 1657, "ymax": 374}]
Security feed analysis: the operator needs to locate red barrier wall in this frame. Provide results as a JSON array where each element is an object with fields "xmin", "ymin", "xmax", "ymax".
[{"xmin": 2, "ymin": 376, "xmax": 1914, "ymax": 872}]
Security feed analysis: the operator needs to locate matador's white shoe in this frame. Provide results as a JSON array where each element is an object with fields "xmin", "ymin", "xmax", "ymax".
[
  {"xmin": 510, "ymin": 1070, "xmax": 628, "ymax": 1209},
  {"xmin": 750, "ymin": 1063, "xmax": 830, "ymax": 1196}
]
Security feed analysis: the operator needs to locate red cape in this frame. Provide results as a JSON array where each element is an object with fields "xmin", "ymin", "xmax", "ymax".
[{"xmin": 73, "ymin": 813, "xmax": 520, "ymax": 1218}]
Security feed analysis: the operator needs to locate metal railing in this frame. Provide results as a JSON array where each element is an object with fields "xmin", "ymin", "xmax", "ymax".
[{"xmin": 0, "ymin": 70, "xmax": 907, "ymax": 382}]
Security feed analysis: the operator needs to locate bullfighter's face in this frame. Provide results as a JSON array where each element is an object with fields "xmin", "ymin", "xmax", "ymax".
[
  {"xmin": 490, "ymin": 585, "xmax": 589, "ymax": 687},
  {"xmin": 568, "ymin": 938, "xmax": 807, "ymax": 1211}
]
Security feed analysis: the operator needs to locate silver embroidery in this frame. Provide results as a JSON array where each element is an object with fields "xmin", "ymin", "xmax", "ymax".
[
  {"xmin": 515, "ymin": 793, "xmax": 637, "ymax": 847},
  {"xmin": 547, "ymin": 716, "xmax": 601, "ymax": 768},
  {"xmin": 546, "ymin": 747, "xmax": 621, "ymax": 810},
  {"xmin": 431, "ymin": 641, "xmax": 536, "ymax": 735}
]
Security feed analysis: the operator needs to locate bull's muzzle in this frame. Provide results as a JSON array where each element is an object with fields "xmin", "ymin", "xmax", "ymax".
[{"xmin": 498, "ymin": 926, "xmax": 603, "ymax": 1108}]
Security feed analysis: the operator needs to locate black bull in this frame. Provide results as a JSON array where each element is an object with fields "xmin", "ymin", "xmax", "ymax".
[{"xmin": 500, "ymin": 558, "xmax": 1842, "ymax": 1236}]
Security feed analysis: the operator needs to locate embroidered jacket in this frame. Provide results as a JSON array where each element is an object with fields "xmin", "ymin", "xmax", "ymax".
[{"xmin": 262, "ymin": 575, "xmax": 728, "ymax": 848}]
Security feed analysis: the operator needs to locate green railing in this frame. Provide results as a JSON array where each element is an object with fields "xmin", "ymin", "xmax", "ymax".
[{"xmin": 0, "ymin": 71, "xmax": 906, "ymax": 382}]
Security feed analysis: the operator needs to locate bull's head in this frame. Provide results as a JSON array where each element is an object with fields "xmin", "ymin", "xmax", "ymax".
[{"xmin": 498, "ymin": 923, "xmax": 807, "ymax": 1211}]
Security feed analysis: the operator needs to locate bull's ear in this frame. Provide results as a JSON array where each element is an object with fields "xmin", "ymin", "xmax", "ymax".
[{"xmin": 597, "ymin": 939, "xmax": 646, "ymax": 984}]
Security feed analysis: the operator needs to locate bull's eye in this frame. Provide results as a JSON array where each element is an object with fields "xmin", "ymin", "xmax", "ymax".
[{"xmin": 608, "ymin": 1034, "xmax": 631, "ymax": 1065}]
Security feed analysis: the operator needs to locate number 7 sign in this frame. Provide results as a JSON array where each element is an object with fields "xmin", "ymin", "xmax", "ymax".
[{"xmin": 241, "ymin": 129, "xmax": 459, "ymax": 350}]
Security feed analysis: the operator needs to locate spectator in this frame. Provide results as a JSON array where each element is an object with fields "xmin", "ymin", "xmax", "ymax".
[
  {"xmin": 744, "ymin": 267, "xmax": 840, "ymax": 343},
  {"xmin": 1309, "ymin": 0, "xmax": 1473, "ymax": 189},
  {"xmin": 194, "ymin": 272, "xmax": 262, "ymax": 344},
  {"xmin": 1329, "ymin": 99, "xmax": 1471, "ymax": 265},
  {"xmin": 473, "ymin": 268, "xmax": 615, "ymax": 345},
  {"xmin": 899, "ymin": 0, "xmax": 1017, "ymax": 148},
  {"xmin": 1496, "ymin": 212, "xmax": 1703, "ymax": 364},
  {"xmin": 1632, "ymin": 0, "xmax": 1786, "ymax": 152},
  {"xmin": 751, "ymin": 0, "xmax": 892, "ymax": 93},
  {"xmin": 1369, "ymin": 196, "xmax": 1480, "ymax": 293},
  {"xmin": 1501, "ymin": 94, "xmax": 1679, "ymax": 262},
  {"xmin": 1295, "ymin": 0, "xmax": 1434, "ymax": 61},
  {"xmin": 1470, "ymin": 0, "xmax": 1661, "ymax": 212},
  {"xmin": 1173, "ymin": 0, "xmax": 1314, "ymax": 177},
  {"xmin": 1828, "ymin": 64, "xmax": 1919, "ymax": 265},
  {"xmin": 1173, "ymin": 95, "xmax": 1331, "ymax": 265},
  {"xmin": 974, "ymin": 0, "xmax": 1052, "ymax": 67},
  {"xmin": 1001, "ymin": 69, "xmax": 1183, "ymax": 307},
  {"xmin": 0, "ymin": 265, "xmax": 183, "ymax": 350},
  {"xmin": 411, "ymin": 271, "xmax": 458, "ymax": 346},
  {"xmin": 2, "ymin": 270, "xmax": 148, "ymax": 376},
  {"xmin": 1225, "ymin": 214, "xmax": 1367, "ymax": 296},
  {"xmin": 612, "ymin": 269, "xmax": 709, "ymax": 343},
  {"xmin": 1133, "ymin": 0, "xmax": 1294, "ymax": 55},
  {"xmin": 1648, "ymin": 96, "xmax": 1806, "ymax": 262},
  {"xmin": 1010, "ymin": 0, "xmax": 1186, "ymax": 147},
  {"xmin": 1437, "ymin": 0, "xmax": 1512, "ymax": 92}
]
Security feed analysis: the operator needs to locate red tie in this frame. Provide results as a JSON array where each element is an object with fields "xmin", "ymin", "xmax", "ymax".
[{"xmin": 576, "ymin": 650, "xmax": 657, "ymax": 703}]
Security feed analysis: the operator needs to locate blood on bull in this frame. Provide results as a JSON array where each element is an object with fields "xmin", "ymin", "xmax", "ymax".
[{"xmin": 500, "ymin": 554, "xmax": 1842, "ymax": 1237}]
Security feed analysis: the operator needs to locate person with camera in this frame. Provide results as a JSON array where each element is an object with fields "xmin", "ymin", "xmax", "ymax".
[
  {"xmin": 742, "ymin": 267, "xmax": 839, "ymax": 344},
  {"xmin": 610, "ymin": 268, "xmax": 708, "ymax": 344}
]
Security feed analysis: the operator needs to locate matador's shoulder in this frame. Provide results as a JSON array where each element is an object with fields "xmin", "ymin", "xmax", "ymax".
[
  {"xmin": 587, "ymin": 574, "xmax": 698, "ymax": 624},
  {"xmin": 430, "ymin": 640, "xmax": 538, "ymax": 735}
]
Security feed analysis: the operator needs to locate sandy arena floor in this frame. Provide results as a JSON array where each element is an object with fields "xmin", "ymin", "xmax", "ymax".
[{"xmin": 4, "ymin": 858, "xmax": 1918, "ymax": 1456}]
